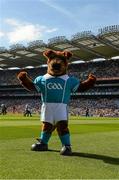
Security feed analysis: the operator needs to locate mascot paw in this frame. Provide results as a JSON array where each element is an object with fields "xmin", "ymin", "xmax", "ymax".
[
  {"xmin": 17, "ymin": 71, "xmax": 27, "ymax": 81},
  {"xmin": 88, "ymin": 73, "xmax": 96, "ymax": 81}
]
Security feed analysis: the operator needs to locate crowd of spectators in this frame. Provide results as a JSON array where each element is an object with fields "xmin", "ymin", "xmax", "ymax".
[
  {"xmin": 68, "ymin": 59, "xmax": 119, "ymax": 80},
  {"xmin": 0, "ymin": 98, "xmax": 40, "ymax": 114},
  {"xmin": 69, "ymin": 98, "xmax": 119, "ymax": 117},
  {"xmin": 0, "ymin": 86, "xmax": 118, "ymax": 97},
  {"xmin": 0, "ymin": 59, "xmax": 119, "ymax": 85},
  {"xmin": 85, "ymin": 87, "xmax": 119, "ymax": 93},
  {"xmin": 0, "ymin": 97, "xmax": 119, "ymax": 117}
]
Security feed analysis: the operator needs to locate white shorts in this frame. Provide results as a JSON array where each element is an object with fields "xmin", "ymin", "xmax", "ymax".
[{"xmin": 41, "ymin": 103, "xmax": 68, "ymax": 125}]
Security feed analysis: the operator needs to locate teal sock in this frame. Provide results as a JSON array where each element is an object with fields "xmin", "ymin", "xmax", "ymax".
[
  {"xmin": 40, "ymin": 131, "xmax": 52, "ymax": 144},
  {"xmin": 59, "ymin": 133, "xmax": 71, "ymax": 146}
]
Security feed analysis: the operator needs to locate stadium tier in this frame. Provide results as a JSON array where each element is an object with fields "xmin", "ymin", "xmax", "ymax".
[{"xmin": 0, "ymin": 25, "xmax": 119, "ymax": 70}]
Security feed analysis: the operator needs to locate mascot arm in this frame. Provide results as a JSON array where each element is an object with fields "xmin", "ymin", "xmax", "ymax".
[
  {"xmin": 78, "ymin": 74, "xmax": 96, "ymax": 92},
  {"xmin": 17, "ymin": 71, "xmax": 36, "ymax": 91}
]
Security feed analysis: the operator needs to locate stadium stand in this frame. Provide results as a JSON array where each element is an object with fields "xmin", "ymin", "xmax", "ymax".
[{"xmin": 0, "ymin": 25, "xmax": 119, "ymax": 117}]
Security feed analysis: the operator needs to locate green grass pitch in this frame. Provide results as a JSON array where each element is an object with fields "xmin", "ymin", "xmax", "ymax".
[{"xmin": 0, "ymin": 114, "xmax": 119, "ymax": 179}]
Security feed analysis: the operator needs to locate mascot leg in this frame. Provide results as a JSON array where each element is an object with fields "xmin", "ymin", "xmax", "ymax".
[
  {"xmin": 56, "ymin": 121, "xmax": 72, "ymax": 155},
  {"xmin": 31, "ymin": 122, "xmax": 54, "ymax": 151}
]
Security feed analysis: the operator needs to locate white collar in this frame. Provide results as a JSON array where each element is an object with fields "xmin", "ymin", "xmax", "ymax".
[{"xmin": 44, "ymin": 73, "xmax": 69, "ymax": 80}]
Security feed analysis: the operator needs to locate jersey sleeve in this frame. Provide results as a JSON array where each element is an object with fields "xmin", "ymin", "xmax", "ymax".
[
  {"xmin": 33, "ymin": 76, "xmax": 42, "ymax": 92},
  {"xmin": 70, "ymin": 77, "xmax": 80, "ymax": 92}
]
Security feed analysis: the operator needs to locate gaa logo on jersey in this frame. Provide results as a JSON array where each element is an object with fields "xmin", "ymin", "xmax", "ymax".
[{"xmin": 47, "ymin": 82, "xmax": 63, "ymax": 90}]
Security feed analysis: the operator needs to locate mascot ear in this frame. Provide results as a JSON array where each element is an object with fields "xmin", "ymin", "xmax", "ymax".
[
  {"xmin": 43, "ymin": 50, "xmax": 55, "ymax": 59},
  {"xmin": 63, "ymin": 51, "xmax": 73, "ymax": 60}
]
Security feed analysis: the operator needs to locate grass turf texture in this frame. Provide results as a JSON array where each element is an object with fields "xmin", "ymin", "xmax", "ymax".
[{"xmin": 0, "ymin": 115, "xmax": 119, "ymax": 179}]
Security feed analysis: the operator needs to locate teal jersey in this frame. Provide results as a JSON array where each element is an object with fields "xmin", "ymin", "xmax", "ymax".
[{"xmin": 34, "ymin": 74, "xmax": 80, "ymax": 104}]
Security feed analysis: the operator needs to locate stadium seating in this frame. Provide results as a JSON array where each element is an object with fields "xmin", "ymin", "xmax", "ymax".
[{"xmin": 0, "ymin": 59, "xmax": 119, "ymax": 117}]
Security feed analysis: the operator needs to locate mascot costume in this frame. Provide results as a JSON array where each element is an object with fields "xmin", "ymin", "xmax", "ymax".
[{"xmin": 17, "ymin": 50, "xmax": 96, "ymax": 156}]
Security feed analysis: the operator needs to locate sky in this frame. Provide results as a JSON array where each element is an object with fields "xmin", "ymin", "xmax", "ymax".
[{"xmin": 0, "ymin": 0, "xmax": 119, "ymax": 48}]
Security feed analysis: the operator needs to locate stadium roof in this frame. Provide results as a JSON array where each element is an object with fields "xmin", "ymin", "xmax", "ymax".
[{"xmin": 0, "ymin": 25, "xmax": 119, "ymax": 70}]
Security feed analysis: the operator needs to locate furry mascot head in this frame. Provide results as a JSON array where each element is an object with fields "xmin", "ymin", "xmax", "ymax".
[{"xmin": 43, "ymin": 50, "xmax": 72, "ymax": 76}]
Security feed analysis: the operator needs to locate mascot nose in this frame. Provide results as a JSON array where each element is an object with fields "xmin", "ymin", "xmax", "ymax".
[{"xmin": 52, "ymin": 63, "xmax": 61, "ymax": 70}]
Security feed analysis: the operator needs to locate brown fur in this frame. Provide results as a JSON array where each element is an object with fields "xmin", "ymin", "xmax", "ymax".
[
  {"xmin": 45, "ymin": 50, "xmax": 72, "ymax": 76},
  {"xmin": 41, "ymin": 121, "xmax": 69, "ymax": 136},
  {"xmin": 43, "ymin": 50, "xmax": 72, "ymax": 60},
  {"xmin": 17, "ymin": 71, "xmax": 36, "ymax": 91},
  {"xmin": 42, "ymin": 122, "xmax": 55, "ymax": 133},
  {"xmin": 56, "ymin": 121, "xmax": 69, "ymax": 136},
  {"xmin": 78, "ymin": 74, "xmax": 96, "ymax": 92}
]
